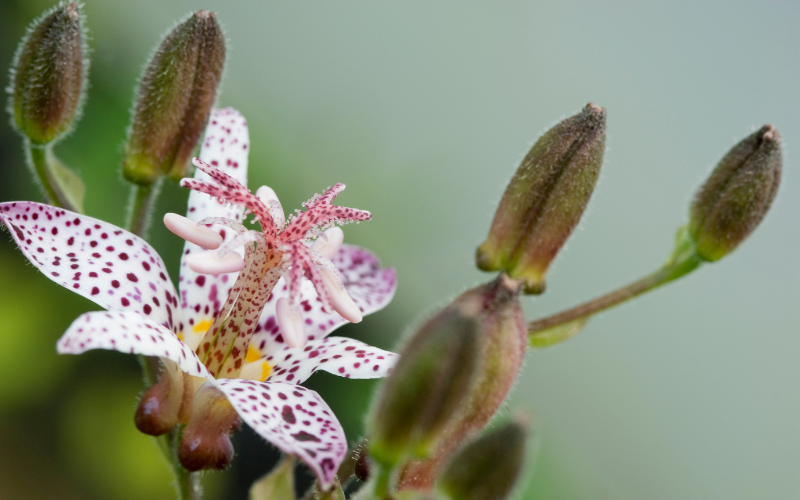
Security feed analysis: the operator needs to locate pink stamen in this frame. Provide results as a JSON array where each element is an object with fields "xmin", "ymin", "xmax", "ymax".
[
  {"xmin": 164, "ymin": 213, "xmax": 223, "ymax": 250},
  {"xmin": 186, "ymin": 250, "xmax": 246, "ymax": 275},
  {"xmin": 276, "ymin": 297, "xmax": 306, "ymax": 349}
]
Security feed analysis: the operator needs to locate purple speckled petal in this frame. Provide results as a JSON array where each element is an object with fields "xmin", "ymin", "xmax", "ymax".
[
  {"xmin": 211, "ymin": 379, "xmax": 347, "ymax": 488},
  {"xmin": 0, "ymin": 202, "xmax": 181, "ymax": 333},
  {"xmin": 179, "ymin": 108, "xmax": 250, "ymax": 350},
  {"xmin": 251, "ymin": 244, "xmax": 397, "ymax": 356},
  {"xmin": 58, "ymin": 311, "xmax": 213, "ymax": 379},
  {"xmin": 261, "ymin": 337, "xmax": 397, "ymax": 385}
]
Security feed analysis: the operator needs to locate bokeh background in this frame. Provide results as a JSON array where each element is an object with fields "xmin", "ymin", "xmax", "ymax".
[{"xmin": 0, "ymin": 1, "xmax": 798, "ymax": 498}]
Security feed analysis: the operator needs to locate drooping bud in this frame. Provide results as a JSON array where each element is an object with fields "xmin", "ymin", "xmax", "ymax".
[
  {"xmin": 397, "ymin": 275, "xmax": 527, "ymax": 490},
  {"xmin": 438, "ymin": 417, "xmax": 529, "ymax": 500},
  {"xmin": 122, "ymin": 10, "xmax": 225, "ymax": 185},
  {"xmin": 178, "ymin": 382, "xmax": 239, "ymax": 471},
  {"xmin": 367, "ymin": 291, "xmax": 483, "ymax": 468},
  {"xmin": 134, "ymin": 360, "xmax": 190, "ymax": 436},
  {"xmin": 476, "ymin": 104, "xmax": 606, "ymax": 294},
  {"xmin": 249, "ymin": 456, "xmax": 296, "ymax": 500},
  {"xmin": 8, "ymin": 2, "xmax": 87, "ymax": 145},
  {"xmin": 689, "ymin": 125, "xmax": 781, "ymax": 262}
]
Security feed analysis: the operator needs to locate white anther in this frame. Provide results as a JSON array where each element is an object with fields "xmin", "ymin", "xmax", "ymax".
[
  {"xmin": 256, "ymin": 185, "xmax": 285, "ymax": 228},
  {"xmin": 311, "ymin": 227, "xmax": 344, "ymax": 260},
  {"xmin": 276, "ymin": 298, "xmax": 306, "ymax": 349},
  {"xmin": 319, "ymin": 268, "xmax": 362, "ymax": 323},
  {"xmin": 163, "ymin": 213, "xmax": 223, "ymax": 250},
  {"xmin": 185, "ymin": 250, "xmax": 246, "ymax": 275}
]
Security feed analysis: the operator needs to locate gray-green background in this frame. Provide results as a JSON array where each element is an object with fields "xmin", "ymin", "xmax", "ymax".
[{"xmin": 0, "ymin": 1, "xmax": 797, "ymax": 498}]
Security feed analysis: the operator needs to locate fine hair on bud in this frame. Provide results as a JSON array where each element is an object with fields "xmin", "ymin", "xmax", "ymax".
[
  {"xmin": 368, "ymin": 304, "xmax": 482, "ymax": 468},
  {"xmin": 438, "ymin": 417, "xmax": 529, "ymax": 500},
  {"xmin": 397, "ymin": 275, "xmax": 527, "ymax": 491},
  {"xmin": 689, "ymin": 125, "xmax": 782, "ymax": 262},
  {"xmin": 122, "ymin": 10, "xmax": 225, "ymax": 185},
  {"xmin": 178, "ymin": 382, "xmax": 239, "ymax": 471},
  {"xmin": 476, "ymin": 103, "xmax": 606, "ymax": 294},
  {"xmin": 7, "ymin": 2, "xmax": 89, "ymax": 145}
]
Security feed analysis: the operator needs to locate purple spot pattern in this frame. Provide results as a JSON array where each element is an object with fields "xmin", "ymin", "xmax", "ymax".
[
  {"xmin": 211, "ymin": 379, "xmax": 346, "ymax": 488},
  {"xmin": 58, "ymin": 311, "xmax": 213, "ymax": 379},
  {"xmin": 251, "ymin": 244, "xmax": 397, "ymax": 356},
  {"xmin": 0, "ymin": 202, "xmax": 179, "ymax": 332},
  {"xmin": 264, "ymin": 337, "xmax": 397, "ymax": 385}
]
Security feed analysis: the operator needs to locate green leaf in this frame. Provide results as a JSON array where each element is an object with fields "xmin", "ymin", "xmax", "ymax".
[{"xmin": 528, "ymin": 317, "xmax": 588, "ymax": 348}]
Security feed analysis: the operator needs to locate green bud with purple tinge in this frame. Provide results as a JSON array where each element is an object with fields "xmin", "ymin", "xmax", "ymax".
[
  {"xmin": 397, "ymin": 276, "xmax": 528, "ymax": 491},
  {"xmin": 8, "ymin": 2, "xmax": 87, "ymax": 145},
  {"xmin": 476, "ymin": 104, "xmax": 606, "ymax": 294},
  {"xmin": 122, "ymin": 10, "xmax": 225, "ymax": 186},
  {"xmin": 689, "ymin": 125, "xmax": 782, "ymax": 262},
  {"xmin": 438, "ymin": 417, "xmax": 528, "ymax": 500},
  {"xmin": 368, "ymin": 296, "xmax": 483, "ymax": 468}
]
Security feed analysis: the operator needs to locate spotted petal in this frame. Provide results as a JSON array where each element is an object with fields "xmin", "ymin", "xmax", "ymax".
[
  {"xmin": 250, "ymin": 244, "xmax": 397, "ymax": 356},
  {"xmin": 0, "ymin": 202, "xmax": 180, "ymax": 332},
  {"xmin": 59, "ymin": 311, "xmax": 213, "ymax": 379},
  {"xmin": 180, "ymin": 108, "xmax": 250, "ymax": 349},
  {"xmin": 258, "ymin": 337, "xmax": 397, "ymax": 385},
  {"xmin": 211, "ymin": 379, "xmax": 347, "ymax": 488}
]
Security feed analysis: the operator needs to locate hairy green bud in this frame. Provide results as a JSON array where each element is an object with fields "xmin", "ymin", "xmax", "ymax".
[
  {"xmin": 8, "ymin": 2, "xmax": 87, "ymax": 145},
  {"xmin": 477, "ymin": 103, "xmax": 606, "ymax": 294},
  {"xmin": 368, "ymin": 296, "xmax": 483, "ymax": 467},
  {"xmin": 396, "ymin": 276, "xmax": 527, "ymax": 491},
  {"xmin": 689, "ymin": 125, "xmax": 781, "ymax": 262},
  {"xmin": 122, "ymin": 10, "xmax": 225, "ymax": 185},
  {"xmin": 438, "ymin": 418, "xmax": 528, "ymax": 500}
]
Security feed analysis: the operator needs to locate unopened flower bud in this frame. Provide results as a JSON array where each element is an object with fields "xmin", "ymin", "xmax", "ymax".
[
  {"xmin": 249, "ymin": 456, "xmax": 296, "ymax": 500},
  {"xmin": 122, "ymin": 10, "xmax": 225, "ymax": 185},
  {"xmin": 368, "ymin": 296, "xmax": 483, "ymax": 467},
  {"xmin": 398, "ymin": 275, "xmax": 527, "ymax": 490},
  {"xmin": 438, "ymin": 417, "xmax": 529, "ymax": 500},
  {"xmin": 134, "ymin": 360, "xmax": 190, "ymax": 436},
  {"xmin": 8, "ymin": 2, "xmax": 87, "ymax": 145},
  {"xmin": 477, "ymin": 104, "xmax": 606, "ymax": 294},
  {"xmin": 179, "ymin": 382, "xmax": 239, "ymax": 471},
  {"xmin": 689, "ymin": 125, "xmax": 781, "ymax": 262}
]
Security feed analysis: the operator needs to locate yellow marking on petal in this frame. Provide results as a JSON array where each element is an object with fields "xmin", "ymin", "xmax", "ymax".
[
  {"xmin": 260, "ymin": 362, "xmax": 272, "ymax": 381},
  {"xmin": 177, "ymin": 332, "xmax": 185, "ymax": 341},
  {"xmin": 193, "ymin": 319, "xmax": 213, "ymax": 334},
  {"xmin": 245, "ymin": 345, "xmax": 261, "ymax": 363}
]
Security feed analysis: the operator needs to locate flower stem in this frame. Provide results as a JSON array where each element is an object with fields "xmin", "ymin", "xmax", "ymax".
[
  {"xmin": 125, "ymin": 179, "xmax": 163, "ymax": 239},
  {"xmin": 528, "ymin": 233, "xmax": 702, "ymax": 344},
  {"xmin": 123, "ymin": 178, "xmax": 198, "ymax": 499},
  {"xmin": 27, "ymin": 141, "xmax": 84, "ymax": 213}
]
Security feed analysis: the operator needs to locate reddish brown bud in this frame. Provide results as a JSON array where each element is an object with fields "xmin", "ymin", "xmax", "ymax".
[
  {"xmin": 122, "ymin": 10, "xmax": 225, "ymax": 185},
  {"xmin": 8, "ymin": 2, "xmax": 87, "ymax": 145},
  {"xmin": 689, "ymin": 125, "xmax": 781, "ymax": 262},
  {"xmin": 477, "ymin": 104, "xmax": 606, "ymax": 294},
  {"xmin": 134, "ymin": 361, "xmax": 190, "ymax": 436},
  {"xmin": 178, "ymin": 382, "xmax": 239, "ymax": 471}
]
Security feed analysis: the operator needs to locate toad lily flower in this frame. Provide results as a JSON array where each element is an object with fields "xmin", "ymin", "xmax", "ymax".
[{"xmin": 0, "ymin": 108, "xmax": 397, "ymax": 487}]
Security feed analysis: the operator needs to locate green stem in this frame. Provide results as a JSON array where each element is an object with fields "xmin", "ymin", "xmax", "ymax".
[
  {"xmin": 373, "ymin": 465, "xmax": 392, "ymax": 500},
  {"xmin": 27, "ymin": 142, "xmax": 84, "ymax": 213},
  {"xmin": 123, "ymin": 179, "xmax": 197, "ymax": 499},
  {"xmin": 125, "ymin": 179, "xmax": 163, "ymax": 239},
  {"xmin": 528, "ymin": 230, "xmax": 702, "ymax": 339}
]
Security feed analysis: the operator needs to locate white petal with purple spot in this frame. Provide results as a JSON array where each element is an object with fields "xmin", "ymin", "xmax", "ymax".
[
  {"xmin": 0, "ymin": 202, "xmax": 180, "ymax": 332},
  {"xmin": 211, "ymin": 379, "xmax": 347, "ymax": 488},
  {"xmin": 58, "ymin": 311, "xmax": 213, "ymax": 379},
  {"xmin": 263, "ymin": 337, "xmax": 397, "ymax": 385}
]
